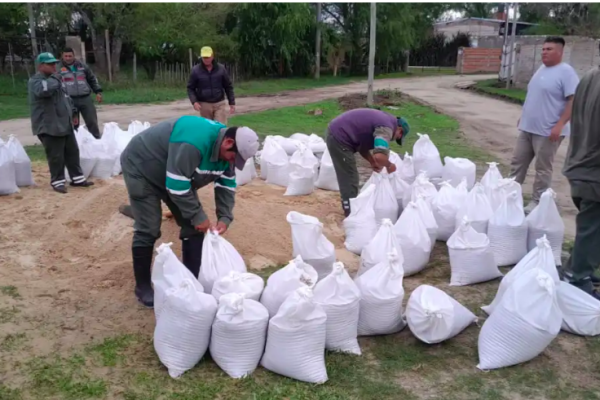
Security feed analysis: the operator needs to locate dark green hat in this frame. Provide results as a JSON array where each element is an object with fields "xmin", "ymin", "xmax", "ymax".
[
  {"xmin": 36, "ymin": 52, "xmax": 59, "ymax": 65},
  {"xmin": 396, "ymin": 117, "xmax": 410, "ymax": 146}
]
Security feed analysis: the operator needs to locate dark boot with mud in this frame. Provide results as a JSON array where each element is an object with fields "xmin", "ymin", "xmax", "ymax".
[{"xmin": 132, "ymin": 246, "xmax": 154, "ymax": 308}]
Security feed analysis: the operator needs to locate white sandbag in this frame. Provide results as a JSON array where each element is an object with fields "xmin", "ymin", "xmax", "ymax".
[
  {"xmin": 273, "ymin": 135, "xmax": 301, "ymax": 156},
  {"xmin": 447, "ymin": 217, "xmax": 502, "ymax": 286},
  {"xmin": 482, "ymin": 235, "xmax": 559, "ymax": 315},
  {"xmin": 285, "ymin": 145, "xmax": 319, "ymax": 196},
  {"xmin": 154, "ymin": 279, "xmax": 217, "ymax": 378},
  {"xmin": 313, "ymin": 262, "xmax": 361, "ymax": 354},
  {"xmin": 526, "ymin": 189, "xmax": 564, "ymax": 266},
  {"xmin": 402, "ymin": 172, "xmax": 438, "ymax": 209},
  {"xmin": 399, "ymin": 152, "xmax": 416, "ymax": 184},
  {"xmin": 89, "ymin": 138, "xmax": 117, "ymax": 179},
  {"xmin": 489, "ymin": 178, "xmax": 523, "ymax": 212},
  {"xmin": 0, "ymin": 142, "xmax": 18, "ymax": 195},
  {"xmin": 211, "ymin": 271, "xmax": 264, "ymax": 302},
  {"xmin": 389, "ymin": 151, "xmax": 403, "ymax": 170},
  {"xmin": 259, "ymin": 137, "xmax": 276, "ymax": 180},
  {"xmin": 261, "ymin": 287, "xmax": 328, "ymax": 384},
  {"xmin": 235, "ymin": 157, "xmax": 257, "ymax": 186},
  {"xmin": 199, "ymin": 231, "xmax": 247, "ymax": 294},
  {"xmin": 414, "ymin": 196, "xmax": 438, "ymax": 250},
  {"xmin": 289, "ymin": 133, "xmax": 310, "ymax": 143},
  {"xmin": 481, "ymin": 162, "xmax": 503, "ymax": 199},
  {"xmin": 477, "ymin": 268, "xmax": 562, "ymax": 370},
  {"xmin": 260, "ymin": 255, "xmax": 318, "ymax": 317},
  {"xmin": 315, "ymin": 148, "xmax": 339, "ymax": 191},
  {"xmin": 128, "ymin": 120, "xmax": 150, "ymax": 136},
  {"xmin": 455, "ymin": 183, "xmax": 493, "ymax": 234},
  {"xmin": 287, "ymin": 211, "xmax": 336, "ymax": 281},
  {"xmin": 413, "ymin": 133, "xmax": 444, "ymax": 178},
  {"xmin": 6, "ymin": 135, "xmax": 34, "ymax": 187},
  {"xmin": 265, "ymin": 139, "xmax": 290, "ymax": 187},
  {"xmin": 151, "ymin": 243, "xmax": 205, "ymax": 320},
  {"xmin": 557, "ymin": 281, "xmax": 600, "ymax": 336},
  {"xmin": 358, "ymin": 219, "xmax": 403, "ymax": 277},
  {"xmin": 355, "ymin": 249, "xmax": 407, "ymax": 336},
  {"xmin": 406, "ymin": 285, "xmax": 477, "ymax": 344},
  {"xmin": 344, "ymin": 184, "xmax": 378, "ymax": 255},
  {"xmin": 210, "ymin": 293, "xmax": 269, "ymax": 378},
  {"xmin": 432, "ymin": 182, "xmax": 461, "ymax": 241},
  {"xmin": 442, "ymin": 157, "xmax": 476, "ymax": 189},
  {"xmin": 389, "ymin": 170, "xmax": 411, "ymax": 213},
  {"xmin": 308, "ymin": 134, "xmax": 327, "ymax": 154},
  {"xmin": 104, "ymin": 122, "xmax": 133, "ymax": 176},
  {"xmin": 488, "ymin": 190, "xmax": 528, "ymax": 266},
  {"xmin": 393, "ymin": 202, "xmax": 431, "ymax": 276},
  {"xmin": 66, "ymin": 126, "xmax": 98, "ymax": 180},
  {"xmin": 372, "ymin": 170, "xmax": 400, "ymax": 225}
]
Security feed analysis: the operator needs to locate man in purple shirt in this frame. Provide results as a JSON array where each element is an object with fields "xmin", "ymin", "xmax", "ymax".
[{"xmin": 326, "ymin": 108, "xmax": 410, "ymax": 216}]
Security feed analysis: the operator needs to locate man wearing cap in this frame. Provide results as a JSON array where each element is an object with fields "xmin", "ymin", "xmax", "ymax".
[
  {"xmin": 326, "ymin": 108, "xmax": 410, "ymax": 216},
  {"xmin": 57, "ymin": 47, "xmax": 103, "ymax": 139},
  {"xmin": 118, "ymin": 115, "xmax": 259, "ymax": 307},
  {"xmin": 28, "ymin": 52, "xmax": 94, "ymax": 193},
  {"xmin": 186, "ymin": 46, "xmax": 235, "ymax": 124}
]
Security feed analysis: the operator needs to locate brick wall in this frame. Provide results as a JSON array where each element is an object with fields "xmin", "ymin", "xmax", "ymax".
[{"xmin": 456, "ymin": 47, "xmax": 502, "ymax": 74}]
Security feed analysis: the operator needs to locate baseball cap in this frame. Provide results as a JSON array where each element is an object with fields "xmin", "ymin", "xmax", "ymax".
[
  {"xmin": 36, "ymin": 52, "xmax": 59, "ymax": 65},
  {"xmin": 234, "ymin": 127, "xmax": 259, "ymax": 170},
  {"xmin": 396, "ymin": 117, "xmax": 410, "ymax": 146},
  {"xmin": 200, "ymin": 46, "xmax": 214, "ymax": 58}
]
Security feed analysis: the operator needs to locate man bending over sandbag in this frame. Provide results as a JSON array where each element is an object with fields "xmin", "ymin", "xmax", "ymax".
[
  {"xmin": 326, "ymin": 108, "xmax": 410, "ymax": 216},
  {"xmin": 119, "ymin": 116, "xmax": 259, "ymax": 307}
]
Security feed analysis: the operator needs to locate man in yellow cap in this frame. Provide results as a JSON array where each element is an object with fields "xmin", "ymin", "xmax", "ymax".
[{"xmin": 186, "ymin": 46, "xmax": 235, "ymax": 124}]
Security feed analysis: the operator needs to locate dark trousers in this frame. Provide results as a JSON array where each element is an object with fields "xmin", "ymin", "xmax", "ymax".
[
  {"xmin": 121, "ymin": 159, "xmax": 204, "ymax": 249},
  {"xmin": 326, "ymin": 131, "xmax": 359, "ymax": 214},
  {"xmin": 565, "ymin": 196, "xmax": 600, "ymax": 293},
  {"xmin": 72, "ymin": 95, "xmax": 100, "ymax": 138},
  {"xmin": 38, "ymin": 133, "xmax": 85, "ymax": 188}
]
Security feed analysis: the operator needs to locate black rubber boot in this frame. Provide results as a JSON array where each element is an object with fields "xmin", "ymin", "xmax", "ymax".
[
  {"xmin": 119, "ymin": 204, "xmax": 135, "ymax": 219},
  {"xmin": 53, "ymin": 184, "xmax": 68, "ymax": 194},
  {"xmin": 182, "ymin": 235, "xmax": 204, "ymax": 278},
  {"xmin": 70, "ymin": 180, "xmax": 95, "ymax": 187},
  {"xmin": 132, "ymin": 246, "xmax": 154, "ymax": 308}
]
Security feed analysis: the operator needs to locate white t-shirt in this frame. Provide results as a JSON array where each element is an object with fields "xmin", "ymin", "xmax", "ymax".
[{"xmin": 518, "ymin": 63, "xmax": 580, "ymax": 137}]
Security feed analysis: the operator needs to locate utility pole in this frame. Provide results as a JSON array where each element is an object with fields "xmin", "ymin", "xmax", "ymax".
[
  {"xmin": 367, "ymin": 2, "xmax": 377, "ymax": 106},
  {"xmin": 506, "ymin": 3, "xmax": 519, "ymax": 89},
  {"xmin": 501, "ymin": 3, "xmax": 510, "ymax": 81},
  {"xmin": 28, "ymin": 3, "xmax": 38, "ymax": 57},
  {"xmin": 315, "ymin": 3, "xmax": 322, "ymax": 79}
]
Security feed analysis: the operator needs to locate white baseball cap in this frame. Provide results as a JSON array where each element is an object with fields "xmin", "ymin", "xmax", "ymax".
[{"xmin": 234, "ymin": 127, "xmax": 259, "ymax": 170}]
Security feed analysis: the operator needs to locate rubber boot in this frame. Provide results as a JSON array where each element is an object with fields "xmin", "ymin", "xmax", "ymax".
[
  {"xmin": 342, "ymin": 199, "xmax": 351, "ymax": 218},
  {"xmin": 182, "ymin": 235, "xmax": 204, "ymax": 278},
  {"xmin": 119, "ymin": 204, "xmax": 135, "ymax": 219},
  {"xmin": 132, "ymin": 246, "xmax": 154, "ymax": 308}
]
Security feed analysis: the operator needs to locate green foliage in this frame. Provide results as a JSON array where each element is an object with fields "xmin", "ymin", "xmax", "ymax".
[
  {"xmin": 518, "ymin": 3, "xmax": 600, "ymax": 37},
  {"xmin": 0, "ymin": 3, "xmax": 27, "ymax": 37}
]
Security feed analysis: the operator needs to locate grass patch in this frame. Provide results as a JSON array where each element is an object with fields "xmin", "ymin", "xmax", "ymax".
[
  {"xmin": 0, "ymin": 285, "xmax": 21, "ymax": 299},
  {"xmin": 0, "ymin": 68, "xmax": 455, "ymax": 121},
  {"xmin": 472, "ymin": 79, "xmax": 526, "ymax": 104},
  {"xmin": 0, "ymin": 306, "xmax": 20, "ymax": 324}
]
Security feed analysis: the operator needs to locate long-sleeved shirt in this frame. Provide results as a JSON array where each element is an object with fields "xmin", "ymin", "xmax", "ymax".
[
  {"xmin": 328, "ymin": 108, "xmax": 397, "ymax": 155},
  {"xmin": 28, "ymin": 72, "xmax": 75, "ymax": 137},
  {"xmin": 122, "ymin": 116, "xmax": 236, "ymax": 226},
  {"xmin": 563, "ymin": 66, "xmax": 600, "ymax": 202},
  {"xmin": 56, "ymin": 60, "xmax": 102, "ymax": 97},
  {"xmin": 187, "ymin": 61, "xmax": 235, "ymax": 105}
]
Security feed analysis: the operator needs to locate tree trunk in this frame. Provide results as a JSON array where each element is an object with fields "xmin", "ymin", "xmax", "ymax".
[
  {"xmin": 333, "ymin": 63, "xmax": 338, "ymax": 77},
  {"xmin": 92, "ymin": 35, "xmax": 108, "ymax": 76},
  {"xmin": 111, "ymin": 36, "xmax": 122, "ymax": 74}
]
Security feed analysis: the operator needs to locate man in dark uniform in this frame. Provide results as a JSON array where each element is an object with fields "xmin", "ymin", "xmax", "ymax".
[
  {"xmin": 562, "ymin": 45, "xmax": 600, "ymax": 300},
  {"xmin": 119, "ymin": 115, "xmax": 259, "ymax": 307},
  {"xmin": 57, "ymin": 48, "xmax": 103, "ymax": 138},
  {"xmin": 28, "ymin": 52, "xmax": 94, "ymax": 193},
  {"xmin": 326, "ymin": 108, "xmax": 410, "ymax": 216}
]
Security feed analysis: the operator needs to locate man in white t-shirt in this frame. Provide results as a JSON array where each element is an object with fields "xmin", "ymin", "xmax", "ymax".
[{"xmin": 510, "ymin": 36, "xmax": 580, "ymax": 213}]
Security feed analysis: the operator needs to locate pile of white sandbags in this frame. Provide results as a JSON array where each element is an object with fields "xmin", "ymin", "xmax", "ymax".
[
  {"xmin": 413, "ymin": 133, "xmax": 444, "ymax": 178},
  {"xmin": 0, "ymin": 139, "xmax": 19, "ymax": 195},
  {"xmin": 285, "ymin": 144, "xmax": 319, "ymax": 196}
]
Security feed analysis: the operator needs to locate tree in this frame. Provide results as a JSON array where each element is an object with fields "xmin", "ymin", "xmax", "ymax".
[
  {"xmin": 459, "ymin": 3, "xmax": 498, "ymax": 19},
  {"xmin": 519, "ymin": 3, "xmax": 600, "ymax": 37},
  {"xmin": 0, "ymin": 3, "xmax": 28, "ymax": 72}
]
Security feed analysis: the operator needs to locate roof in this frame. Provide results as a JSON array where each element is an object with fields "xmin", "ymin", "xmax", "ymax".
[{"xmin": 434, "ymin": 17, "xmax": 537, "ymax": 27}]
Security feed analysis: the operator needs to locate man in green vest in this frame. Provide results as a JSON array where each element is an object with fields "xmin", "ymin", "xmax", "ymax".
[
  {"xmin": 119, "ymin": 115, "xmax": 259, "ymax": 307},
  {"xmin": 28, "ymin": 52, "xmax": 94, "ymax": 193},
  {"xmin": 57, "ymin": 47, "xmax": 103, "ymax": 138}
]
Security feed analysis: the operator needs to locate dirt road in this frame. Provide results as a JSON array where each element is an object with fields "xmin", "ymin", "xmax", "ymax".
[{"xmin": 1, "ymin": 74, "xmax": 575, "ymax": 236}]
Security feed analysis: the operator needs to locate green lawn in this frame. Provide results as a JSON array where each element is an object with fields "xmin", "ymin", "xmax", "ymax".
[
  {"xmin": 473, "ymin": 79, "xmax": 527, "ymax": 104},
  {"xmin": 0, "ymin": 67, "xmax": 455, "ymax": 122}
]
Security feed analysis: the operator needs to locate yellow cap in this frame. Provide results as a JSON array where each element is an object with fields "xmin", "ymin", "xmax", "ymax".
[{"xmin": 200, "ymin": 46, "xmax": 213, "ymax": 58}]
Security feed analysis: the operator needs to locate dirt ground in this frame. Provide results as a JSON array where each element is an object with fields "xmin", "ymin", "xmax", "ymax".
[
  {"xmin": 1, "ymin": 74, "xmax": 575, "ymax": 237},
  {"xmin": 0, "ymin": 165, "xmax": 359, "ymax": 365}
]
